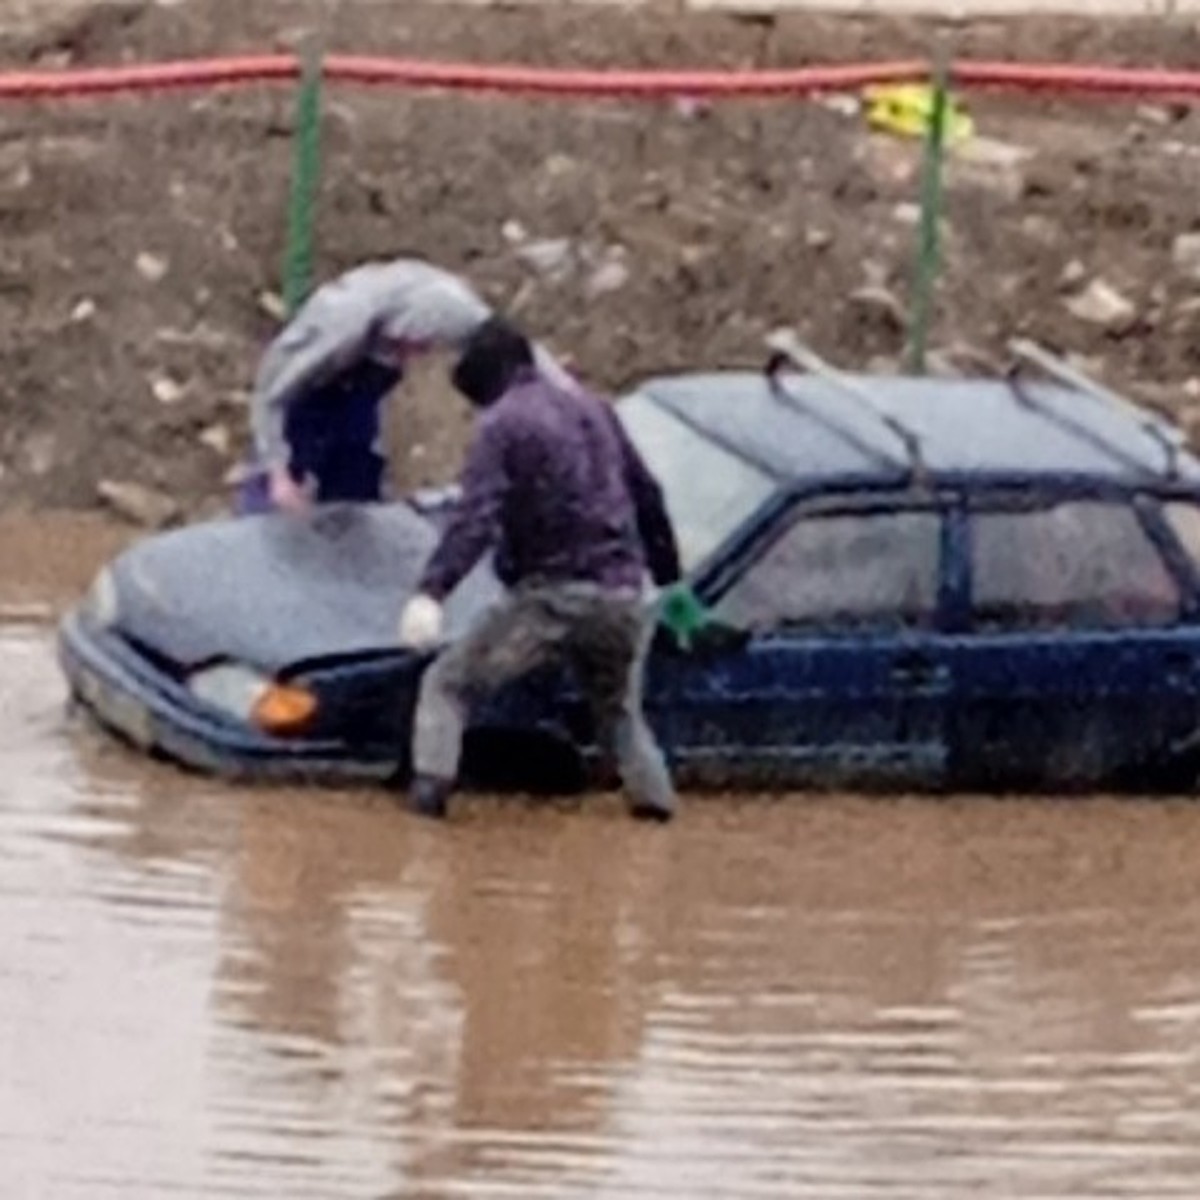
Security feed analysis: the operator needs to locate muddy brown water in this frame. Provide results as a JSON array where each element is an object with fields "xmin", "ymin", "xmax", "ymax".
[{"xmin": 5, "ymin": 516, "xmax": 1200, "ymax": 1198}]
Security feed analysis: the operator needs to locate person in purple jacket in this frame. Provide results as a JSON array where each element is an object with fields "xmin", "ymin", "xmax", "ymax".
[{"xmin": 396, "ymin": 316, "xmax": 683, "ymax": 822}]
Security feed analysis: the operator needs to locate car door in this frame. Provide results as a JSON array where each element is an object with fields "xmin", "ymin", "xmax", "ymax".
[
  {"xmin": 646, "ymin": 495, "xmax": 955, "ymax": 790},
  {"xmin": 945, "ymin": 493, "xmax": 1200, "ymax": 790}
]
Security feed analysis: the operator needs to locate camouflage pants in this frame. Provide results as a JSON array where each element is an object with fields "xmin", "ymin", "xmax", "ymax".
[{"xmin": 412, "ymin": 581, "xmax": 676, "ymax": 815}]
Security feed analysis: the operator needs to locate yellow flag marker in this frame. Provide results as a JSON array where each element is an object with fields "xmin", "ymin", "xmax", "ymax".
[{"xmin": 862, "ymin": 82, "xmax": 974, "ymax": 145}]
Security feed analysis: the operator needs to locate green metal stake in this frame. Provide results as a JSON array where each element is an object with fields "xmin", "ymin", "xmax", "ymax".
[
  {"xmin": 282, "ymin": 38, "xmax": 323, "ymax": 317},
  {"xmin": 907, "ymin": 50, "xmax": 950, "ymax": 375}
]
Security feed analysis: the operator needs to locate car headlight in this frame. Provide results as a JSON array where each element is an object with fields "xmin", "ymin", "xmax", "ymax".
[
  {"xmin": 187, "ymin": 662, "xmax": 317, "ymax": 736},
  {"xmin": 82, "ymin": 566, "xmax": 120, "ymax": 629}
]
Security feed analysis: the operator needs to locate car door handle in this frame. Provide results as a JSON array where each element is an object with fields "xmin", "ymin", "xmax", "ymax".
[
  {"xmin": 891, "ymin": 652, "xmax": 946, "ymax": 686},
  {"xmin": 1165, "ymin": 650, "xmax": 1199, "ymax": 684}
]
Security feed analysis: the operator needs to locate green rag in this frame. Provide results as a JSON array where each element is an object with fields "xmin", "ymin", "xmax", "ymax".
[{"xmin": 657, "ymin": 582, "xmax": 711, "ymax": 652}]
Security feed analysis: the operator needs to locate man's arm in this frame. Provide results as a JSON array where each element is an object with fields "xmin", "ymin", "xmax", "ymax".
[
  {"xmin": 418, "ymin": 416, "xmax": 509, "ymax": 602},
  {"xmin": 607, "ymin": 409, "xmax": 682, "ymax": 586}
]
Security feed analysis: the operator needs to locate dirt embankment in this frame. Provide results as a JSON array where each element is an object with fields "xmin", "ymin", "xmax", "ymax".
[{"xmin": 1, "ymin": 0, "xmax": 1200, "ymax": 524}]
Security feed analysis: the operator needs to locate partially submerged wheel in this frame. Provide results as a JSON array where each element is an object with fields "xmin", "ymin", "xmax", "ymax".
[{"xmin": 461, "ymin": 727, "xmax": 586, "ymax": 795}]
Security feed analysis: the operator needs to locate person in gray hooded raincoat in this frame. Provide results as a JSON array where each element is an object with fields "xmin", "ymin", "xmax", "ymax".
[{"xmin": 238, "ymin": 258, "xmax": 494, "ymax": 514}]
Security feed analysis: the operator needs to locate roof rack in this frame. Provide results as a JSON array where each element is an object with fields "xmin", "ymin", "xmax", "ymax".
[
  {"xmin": 763, "ymin": 329, "xmax": 929, "ymax": 482},
  {"xmin": 1007, "ymin": 338, "xmax": 1185, "ymax": 480}
]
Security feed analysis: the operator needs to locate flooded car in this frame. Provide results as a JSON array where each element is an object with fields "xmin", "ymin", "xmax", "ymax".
[{"xmin": 57, "ymin": 340, "xmax": 1200, "ymax": 794}]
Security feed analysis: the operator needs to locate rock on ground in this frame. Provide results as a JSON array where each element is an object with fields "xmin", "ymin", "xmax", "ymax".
[
  {"xmin": 97, "ymin": 479, "xmax": 180, "ymax": 528},
  {"xmin": 1, "ymin": 1, "xmax": 1200, "ymax": 514}
]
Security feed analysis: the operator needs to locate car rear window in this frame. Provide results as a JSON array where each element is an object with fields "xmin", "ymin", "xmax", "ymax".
[
  {"xmin": 713, "ymin": 509, "xmax": 942, "ymax": 633},
  {"xmin": 970, "ymin": 499, "xmax": 1180, "ymax": 631}
]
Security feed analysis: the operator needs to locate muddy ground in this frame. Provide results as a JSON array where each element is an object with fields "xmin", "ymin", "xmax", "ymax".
[{"xmin": 2, "ymin": 0, "xmax": 1200, "ymax": 522}]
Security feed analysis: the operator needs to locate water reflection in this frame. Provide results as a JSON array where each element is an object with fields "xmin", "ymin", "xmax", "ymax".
[
  {"xmin": 5, "ymin": 517, "xmax": 1200, "ymax": 1197},
  {"xmin": 72, "ymin": 768, "xmax": 1200, "ymax": 1197}
]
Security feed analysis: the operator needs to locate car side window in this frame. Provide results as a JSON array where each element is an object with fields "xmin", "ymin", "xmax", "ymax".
[
  {"xmin": 970, "ymin": 499, "xmax": 1181, "ymax": 631},
  {"xmin": 713, "ymin": 510, "xmax": 942, "ymax": 633}
]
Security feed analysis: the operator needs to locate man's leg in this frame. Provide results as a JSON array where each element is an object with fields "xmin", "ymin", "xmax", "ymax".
[
  {"xmin": 313, "ymin": 447, "xmax": 386, "ymax": 503},
  {"xmin": 563, "ymin": 588, "xmax": 678, "ymax": 822},
  {"xmin": 409, "ymin": 590, "xmax": 568, "ymax": 818},
  {"xmin": 613, "ymin": 623, "xmax": 678, "ymax": 822}
]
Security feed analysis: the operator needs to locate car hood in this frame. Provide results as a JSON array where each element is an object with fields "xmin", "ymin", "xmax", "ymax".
[{"xmin": 106, "ymin": 502, "xmax": 501, "ymax": 672}]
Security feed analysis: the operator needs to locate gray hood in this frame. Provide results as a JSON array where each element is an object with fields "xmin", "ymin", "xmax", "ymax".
[{"xmin": 109, "ymin": 502, "xmax": 499, "ymax": 672}]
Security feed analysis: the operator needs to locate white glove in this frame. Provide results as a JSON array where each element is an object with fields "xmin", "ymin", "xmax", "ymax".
[{"xmin": 398, "ymin": 594, "xmax": 444, "ymax": 650}]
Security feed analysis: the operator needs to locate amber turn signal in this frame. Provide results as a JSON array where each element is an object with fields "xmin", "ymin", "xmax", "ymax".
[{"xmin": 251, "ymin": 682, "xmax": 318, "ymax": 735}]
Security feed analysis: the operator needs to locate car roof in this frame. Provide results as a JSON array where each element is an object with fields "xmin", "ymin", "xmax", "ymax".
[{"xmin": 636, "ymin": 371, "xmax": 1200, "ymax": 488}]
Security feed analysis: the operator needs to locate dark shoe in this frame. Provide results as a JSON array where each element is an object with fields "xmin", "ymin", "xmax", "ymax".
[
  {"xmin": 628, "ymin": 796, "xmax": 676, "ymax": 824},
  {"xmin": 409, "ymin": 775, "xmax": 453, "ymax": 820}
]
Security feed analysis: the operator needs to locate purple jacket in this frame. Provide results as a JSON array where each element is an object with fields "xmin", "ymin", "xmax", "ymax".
[{"xmin": 419, "ymin": 369, "xmax": 681, "ymax": 601}]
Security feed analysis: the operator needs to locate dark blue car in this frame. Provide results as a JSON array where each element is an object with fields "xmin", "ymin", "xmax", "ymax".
[{"xmin": 58, "ymin": 339, "xmax": 1200, "ymax": 795}]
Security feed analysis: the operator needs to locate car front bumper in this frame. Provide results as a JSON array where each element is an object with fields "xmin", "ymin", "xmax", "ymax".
[{"xmin": 57, "ymin": 610, "xmax": 398, "ymax": 785}]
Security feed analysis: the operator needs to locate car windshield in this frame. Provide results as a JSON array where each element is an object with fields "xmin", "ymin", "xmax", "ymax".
[{"xmin": 617, "ymin": 393, "xmax": 777, "ymax": 573}]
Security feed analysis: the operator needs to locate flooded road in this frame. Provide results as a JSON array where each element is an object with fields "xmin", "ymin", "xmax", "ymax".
[{"xmin": 5, "ymin": 517, "xmax": 1200, "ymax": 1198}]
